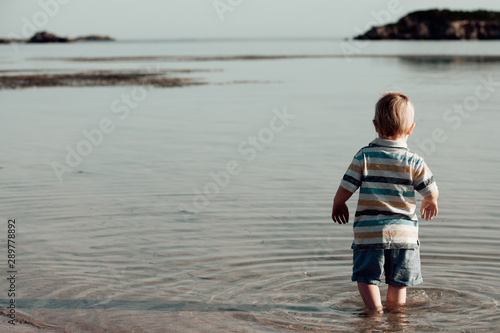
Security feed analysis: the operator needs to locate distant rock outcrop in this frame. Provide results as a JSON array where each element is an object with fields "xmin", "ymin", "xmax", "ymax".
[
  {"xmin": 28, "ymin": 31, "xmax": 70, "ymax": 43},
  {"xmin": 73, "ymin": 35, "xmax": 115, "ymax": 42},
  {"xmin": 0, "ymin": 31, "xmax": 115, "ymax": 44},
  {"xmin": 354, "ymin": 9, "xmax": 500, "ymax": 40}
]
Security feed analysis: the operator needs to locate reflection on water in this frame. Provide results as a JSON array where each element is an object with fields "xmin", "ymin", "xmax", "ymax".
[
  {"xmin": 1, "ymin": 40, "xmax": 500, "ymax": 331},
  {"xmin": 399, "ymin": 55, "xmax": 500, "ymax": 66}
]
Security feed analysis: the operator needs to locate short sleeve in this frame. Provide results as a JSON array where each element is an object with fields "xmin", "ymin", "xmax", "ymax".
[
  {"xmin": 413, "ymin": 159, "xmax": 438, "ymax": 197},
  {"xmin": 339, "ymin": 150, "xmax": 364, "ymax": 193}
]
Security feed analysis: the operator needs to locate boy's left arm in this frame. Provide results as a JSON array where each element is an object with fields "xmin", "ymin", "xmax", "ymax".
[
  {"xmin": 332, "ymin": 186, "xmax": 354, "ymax": 224},
  {"xmin": 421, "ymin": 190, "xmax": 439, "ymax": 221},
  {"xmin": 414, "ymin": 161, "xmax": 439, "ymax": 221}
]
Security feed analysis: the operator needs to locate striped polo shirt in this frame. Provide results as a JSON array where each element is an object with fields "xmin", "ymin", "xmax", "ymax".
[{"xmin": 340, "ymin": 138, "xmax": 438, "ymax": 250}]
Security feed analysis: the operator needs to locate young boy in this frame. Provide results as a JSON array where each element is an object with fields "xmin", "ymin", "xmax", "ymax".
[{"xmin": 331, "ymin": 92, "xmax": 439, "ymax": 313}]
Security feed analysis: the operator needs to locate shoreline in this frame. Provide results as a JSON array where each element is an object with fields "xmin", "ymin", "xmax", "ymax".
[{"xmin": 29, "ymin": 54, "xmax": 500, "ymax": 63}]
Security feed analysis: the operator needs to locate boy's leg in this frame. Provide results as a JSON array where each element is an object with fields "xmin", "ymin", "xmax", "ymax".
[
  {"xmin": 384, "ymin": 248, "xmax": 422, "ymax": 306},
  {"xmin": 352, "ymin": 250, "xmax": 384, "ymax": 311},
  {"xmin": 357, "ymin": 282, "xmax": 382, "ymax": 311},
  {"xmin": 387, "ymin": 285, "xmax": 406, "ymax": 305}
]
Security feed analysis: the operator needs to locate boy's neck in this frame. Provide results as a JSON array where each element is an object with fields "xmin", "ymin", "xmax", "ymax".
[
  {"xmin": 373, "ymin": 121, "xmax": 415, "ymax": 143},
  {"xmin": 377, "ymin": 134, "xmax": 408, "ymax": 142}
]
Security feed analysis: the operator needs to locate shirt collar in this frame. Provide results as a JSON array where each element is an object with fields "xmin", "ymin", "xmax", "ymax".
[{"xmin": 370, "ymin": 137, "xmax": 408, "ymax": 149}]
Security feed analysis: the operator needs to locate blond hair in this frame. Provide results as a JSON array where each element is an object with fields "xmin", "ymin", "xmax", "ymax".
[{"xmin": 374, "ymin": 92, "xmax": 414, "ymax": 138}]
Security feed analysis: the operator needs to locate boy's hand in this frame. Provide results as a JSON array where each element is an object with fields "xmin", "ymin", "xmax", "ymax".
[
  {"xmin": 331, "ymin": 186, "xmax": 353, "ymax": 224},
  {"xmin": 332, "ymin": 203, "xmax": 349, "ymax": 224},
  {"xmin": 421, "ymin": 192, "xmax": 439, "ymax": 221}
]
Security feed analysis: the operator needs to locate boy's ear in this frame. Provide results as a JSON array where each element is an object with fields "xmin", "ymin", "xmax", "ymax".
[
  {"xmin": 373, "ymin": 120, "xmax": 378, "ymax": 132},
  {"xmin": 407, "ymin": 122, "xmax": 416, "ymax": 135}
]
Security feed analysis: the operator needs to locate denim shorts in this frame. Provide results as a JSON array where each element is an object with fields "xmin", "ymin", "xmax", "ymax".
[{"xmin": 351, "ymin": 248, "xmax": 423, "ymax": 287}]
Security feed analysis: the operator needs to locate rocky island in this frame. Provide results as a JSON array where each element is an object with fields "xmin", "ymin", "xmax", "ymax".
[
  {"xmin": 0, "ymin": 31, "xmax": 114, "ymax": 44},
  {"xmin": 355, "ymin": 9, "xmax": 500, "ymax": 40}
]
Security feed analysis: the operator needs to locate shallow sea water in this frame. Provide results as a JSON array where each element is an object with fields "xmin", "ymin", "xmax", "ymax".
[{"xmin": 1, "ymin": 40, "xmax": 500, "ymax": 332}]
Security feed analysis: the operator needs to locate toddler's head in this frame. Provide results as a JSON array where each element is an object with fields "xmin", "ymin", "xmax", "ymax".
[{"xmin": 374, "ymin": 92, "xmax": 415, "ymax": 139}]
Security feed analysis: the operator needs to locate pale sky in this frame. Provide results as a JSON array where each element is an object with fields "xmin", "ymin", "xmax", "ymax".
[{"xmin": 2, "ymin": 0, "xmax": 500, "ymax": 40}]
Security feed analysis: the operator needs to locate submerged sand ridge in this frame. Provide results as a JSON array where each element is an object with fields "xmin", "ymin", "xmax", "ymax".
[
  {"xmin": 0, "ymin": 68, "xmax": 275, "ymax": 89},
  {"xmin": 0, "ymin": 69, "xmax": 209, "ymax": 89}
]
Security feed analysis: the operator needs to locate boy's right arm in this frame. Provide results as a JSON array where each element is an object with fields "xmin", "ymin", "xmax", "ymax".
[
  {"xmin": 332, "ymin": 186, "xmax": 353, "ymax": 224},
  {"xmin": 421, "ymin": 190, "xmax": 439, "ymax": 221}
]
